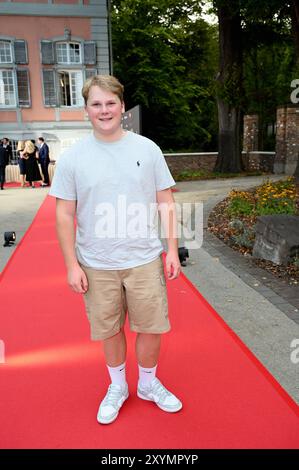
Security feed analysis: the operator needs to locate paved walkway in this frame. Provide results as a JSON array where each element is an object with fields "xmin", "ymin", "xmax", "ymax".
[
  {"xmin": 175, "ymin": 175, "xmax": 299, "ymax": 404},
  {"xmin": 1, "ymin": 176, "xmax": 299, "ymax": 404}
]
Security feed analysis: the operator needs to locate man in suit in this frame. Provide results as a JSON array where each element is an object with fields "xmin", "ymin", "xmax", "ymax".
[
  {"xmin": 0, "ymin": 144, "xmax": 9, "ymax": 190},
  {"xmin": 37, "ymin": 137, "xmax": 50, "ymax": 186},
  {"xmin": 1, "ymin": 138, "xmax": 12, "ymax": 161}
]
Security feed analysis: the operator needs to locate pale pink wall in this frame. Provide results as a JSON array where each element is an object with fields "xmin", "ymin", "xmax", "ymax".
[
  {"xmin": 10, "ymin": 0, "xmax": 48, "ymax": 3},
  {"xmin": 54, "ymin": 0, "xmax": 81, "ymax": 4},
  {"xmin": 0, "ymin": 15, "xmax": 90, "ymax": 122},
  {"xmin": 59, "ymin": 110, "xmax": 85, "ymax": 121},
  {"xmin": 0, "ymin": 111, "xmax": 17, "ymax": 122}
]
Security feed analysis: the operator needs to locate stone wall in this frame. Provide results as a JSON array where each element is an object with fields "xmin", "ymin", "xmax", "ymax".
[
  {"xmin": 165, "ymin": 151, "xmax": 274, "ymax": 176},
  {"xmin": 5, "ymin": 151, "xmax": 275, "ymax": 183},
  {"xmin": 243, "ymin": 114, "xmax": 259, "ymax": 153},
  {"xmin": 163, "ymin": 153, "xmax": 218, "ymax": 176},
  {"xmin": 274, "ymin": 105, "xmax": 299, "ymax": 175},
  {"xmin": 242, "ymin": 151, "xmax": 275, "ymax": 173}
]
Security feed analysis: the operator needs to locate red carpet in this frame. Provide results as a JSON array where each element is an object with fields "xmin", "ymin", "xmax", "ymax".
[
  {"xmin": 0, "ymin": 196, "xmax": 298, "ymax": 449},
  {"xmin": 3, "ymin": 182, "xmax": 48, "ymax": 188}
]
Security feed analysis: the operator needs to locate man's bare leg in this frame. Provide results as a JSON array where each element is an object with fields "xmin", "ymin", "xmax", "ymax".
[
  {"xmin": 136, "ymin": 332, "xmax": 182, "ymax": 412},
  {"xmin": 103, "ymin": 327, "xmax": 127, "ymax": 366},
  {"xmin": 135, "ymin": 333, "xmax": 161, "ymax": 367},
  {"xmin": 98, "ymin": 328, "xmax": 129, "ymax": 424}
]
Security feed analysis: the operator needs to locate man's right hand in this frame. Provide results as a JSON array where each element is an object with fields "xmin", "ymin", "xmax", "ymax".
[{"xmin": 67, "ymin": 265, "xmax": 89, "ymax": 294}]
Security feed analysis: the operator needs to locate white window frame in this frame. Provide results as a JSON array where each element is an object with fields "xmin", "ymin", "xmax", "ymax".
[
  {"xmin": 0, "ymin": 40, "xmax": 13, "ymax": 64},
  {"xmin": 56, "ymin": 42, "xmax": 82, "ymax": 65},
  {"xmin": 58, "ymin": 69, "xmax": 84, "ymax": 107},
  {"xmin": 0, "ymin": 69, "xmax": 17, "ymax": 108}
]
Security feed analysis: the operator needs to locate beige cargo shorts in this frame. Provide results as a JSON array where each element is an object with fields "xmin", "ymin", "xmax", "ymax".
[{"xmin": 81, "ymin": 256, "xmax": 170, "ymax": 341}]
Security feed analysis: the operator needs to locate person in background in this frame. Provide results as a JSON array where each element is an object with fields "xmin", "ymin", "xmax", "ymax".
[
  {"xmin": 37, "ymin": 137, "xmax": 50, "ymax": 187},
  {"xmin": 0, "ymin": 144, "xmax": 9, "ymax": 190},
  {"xmin": 23, "ymin": 140, "xmax": 43, "ymax": 188},
  {"xmin": 1, "ymin": 138, "xmax": 12, "ymax": 165},
  {"xmin": 17, "ymin": 140, "xmax": 27, "ymax": 187}
]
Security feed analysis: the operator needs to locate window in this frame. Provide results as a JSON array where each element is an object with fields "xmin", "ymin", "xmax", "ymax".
[
  {"xmin": 0, "ymin": 41, "xmax": 12, "ymax": 63},
  {"xmin": 41, "ymin": 39, "xmax": 96, "ymax": 107},
  {"xmin": 0, "ymin": 70, "xmax": 16, "ymax": 107},
  {"xmin": 56, "ymin": 42, "xmax": 81, "ymax": 64},
  {"xmin": 58, "ymin": 70, "xmax": 83, "ymax": 107},
  {"xmin": 16, "ymin": 69, "xmax": 30, "ymax": 107},
  {"xmin": 0, "ymin": 38, "xmax": 29, "ymax": 108}
]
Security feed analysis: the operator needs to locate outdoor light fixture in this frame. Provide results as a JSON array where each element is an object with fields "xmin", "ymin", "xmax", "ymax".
[
  {"xmin": 178, "ymin": 246, "xmax": 189, "ymax": 266},
  {"xmin": 3, "ymin": 231, "xmax": 16, "ymax": 247}
]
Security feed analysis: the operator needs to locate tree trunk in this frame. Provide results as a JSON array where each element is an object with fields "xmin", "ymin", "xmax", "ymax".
[
  {"xmin": 291, "ymin": 0, "xmax": 299, "ymax": 65},
  {"xmin": 214, "ymin": 0, "xmax": 243, "ymax": 173},
  {"xmin": 216, "ymin": 100, "xmax": 242, "ymax": 172},
  {"xmin": 291, "ymin": 1, "xmax": 299, "ymax": 181}
]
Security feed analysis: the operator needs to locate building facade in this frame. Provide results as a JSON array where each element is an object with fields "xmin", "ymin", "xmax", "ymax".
[{"xmin": 0, "ymin": 0, "xmax": 112, "ymax": 160}]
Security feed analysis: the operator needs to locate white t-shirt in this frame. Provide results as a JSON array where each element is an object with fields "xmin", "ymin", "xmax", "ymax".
[{"xmin": 49, "ymin": 131, "xmax": 175, "ymax": 269}]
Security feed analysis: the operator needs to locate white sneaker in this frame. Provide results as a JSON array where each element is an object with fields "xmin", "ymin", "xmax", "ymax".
[
  {"xmin": 137, "ymin": 377, "xmax": 182, "ymax": 413},
  {"xmin": 97, "ymin": 383, "xmax": 129, "ymax": 424}
]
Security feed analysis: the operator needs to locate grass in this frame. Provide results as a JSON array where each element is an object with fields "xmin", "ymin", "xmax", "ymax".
[{"xmin": 174, "ymin": 169, "xmax": 264, "ymax": 181}]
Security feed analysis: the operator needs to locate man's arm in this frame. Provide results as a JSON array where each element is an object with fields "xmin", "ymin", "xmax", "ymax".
[
  {"xmin": 156, "ymin": 188, "xmax": 180, "ymax": 280},
  {"xmin": 56, "ymin": 198, "xmax": 88, "ymax": 293}
]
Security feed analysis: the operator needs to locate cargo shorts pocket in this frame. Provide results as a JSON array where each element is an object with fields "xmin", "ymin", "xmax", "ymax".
[{"xmin": 159, "ymin": 273, "xmax": 168, "ymax": 319}]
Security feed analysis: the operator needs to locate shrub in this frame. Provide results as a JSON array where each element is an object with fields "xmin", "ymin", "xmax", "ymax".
[
  {"xmin": 226, "ymin": 191, "xmax": 255, "ymax": 217},
  {"xmin": 255, "ymin": 178, "xmax": 297, "ymax": 216}
]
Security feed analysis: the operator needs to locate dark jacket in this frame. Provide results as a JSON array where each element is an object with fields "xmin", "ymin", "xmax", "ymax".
[
  {"xmin": 38, "ymin": 143, "xmax": 50, "ymax": 162},
  {"xmin": 0, "ymin": 146, "xmax": 9, "ymax": 167}
]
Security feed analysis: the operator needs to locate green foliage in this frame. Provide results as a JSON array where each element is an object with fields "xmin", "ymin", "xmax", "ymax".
[
  {"xmin": 231, "ymin": 228, "xmax": 255, "ymax": 249},
  {"xmin": 255, "ymin": 178, "xmax": 297, "ymax": 215},
  {"xmin": 174, "ymin": 168, "xmax": 263, "ymax": 181},
  {"xmin": 228, "ymin": 218, "xmax": 255, "ymax": 249},
  {"xmin": 243, "ymin": 41, "xmax": 297, "ymax": 150},
  {"xmin": 227, "ymin": 178, "xmax": 298, "ymax": 218},
  {"xmin": 256, "ymin": 196, "xmax": 297, "ymax": 215},
  {"xmin": 111, "ymin": 0, "xmax": 218, "ymax": 150},
  {"xmin": 226, "ymin": 196, "xmax": 255, "ymax": 217},
  {"xmin": 111, "ymin": 0, "xmax": 298, "ymax": 156}
]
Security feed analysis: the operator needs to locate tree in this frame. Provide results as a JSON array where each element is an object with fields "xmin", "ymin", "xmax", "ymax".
[
  {"xmin": 111, "ymin": 0, "xmax": 218, "ymax": 150},
  {"xmin": 213, "ymin": 0, "xmax": 243, "ymax": 172},
  {"xmin": 291, "ymin": 0, "xmax": 299, "ymax": 64},
  {"xmin": 212, "ymin": 0, "xmax": 298, "ymax": 172}
]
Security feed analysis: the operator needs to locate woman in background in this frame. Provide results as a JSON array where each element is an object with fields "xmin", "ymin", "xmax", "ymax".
[
  {"xmin": 17, "ymin": 140, "xmax": 26, "ymax": 187},
  {"xmin": 23, "ymin": 140, "xmax": 42, "ymax": 188}
]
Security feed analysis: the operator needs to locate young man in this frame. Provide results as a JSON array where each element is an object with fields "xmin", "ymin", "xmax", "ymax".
[{"xmin": 49, "ymin": 75, "xmax": 182, "ymax": 425}]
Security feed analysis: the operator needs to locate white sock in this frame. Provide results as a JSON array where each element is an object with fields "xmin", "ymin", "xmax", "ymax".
[
  {"xmin": 107, "ymin": 362, "xmax": 126, "ymax": 386},
  {"xmin": 138, "ymin": 364, "xmax": 157, "ymax": 387}
]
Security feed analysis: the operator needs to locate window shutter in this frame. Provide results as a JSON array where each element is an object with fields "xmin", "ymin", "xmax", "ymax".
[
  {"xmin": 42, "ymin": 69, "xmax": 57, "ymax": 107},
  {"xmin": 14, "ymin": 40, "xmax": 28, "ymax": 64},
  {"xmin": 83, "ymin": 41, "xmax": 96, "ymax": 65},
  {"xmin": 41, "ymin": 40, "xmax": 55, "ymax": 65},
  {"xmin": 85, "ymin": 68, "xmax": 97, "ymax": 80},
  {"xmin": 16, "ymin": 69, "xmax": 31, "ymax": 107}
]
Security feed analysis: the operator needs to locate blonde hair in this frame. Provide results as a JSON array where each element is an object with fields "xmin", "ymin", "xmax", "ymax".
[
  {"xmin": 82, "ymin": 75, "xmax": 124, "ymax": 104},
  {"xmin": 24, "ymin": 140, "xmax": 36, "ymax": 154},
  {"xmin": 17, "ymin": 140, "xmax": 25, "ymax": 151}
]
